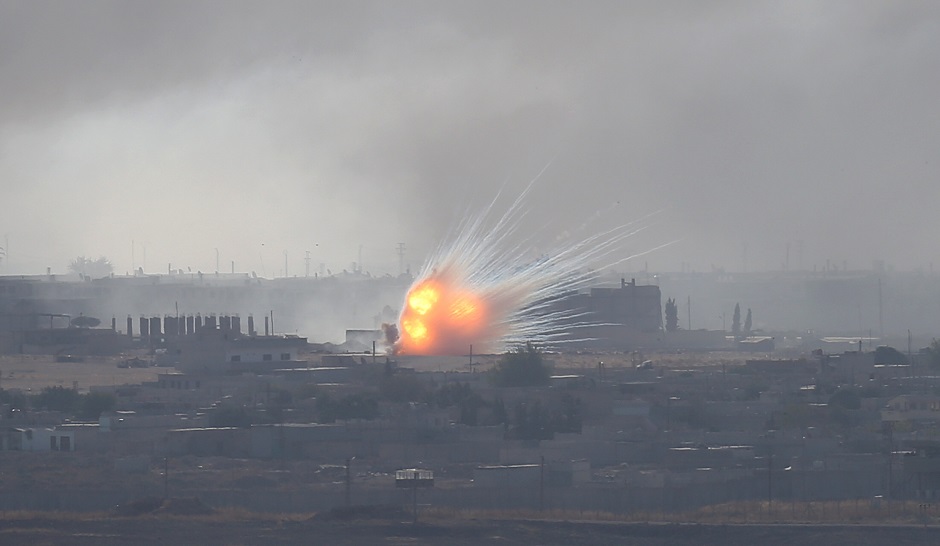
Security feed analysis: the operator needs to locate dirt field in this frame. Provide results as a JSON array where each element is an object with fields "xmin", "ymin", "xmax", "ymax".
[
  {"xmin": 0, "ymin": 354, "xmax": 166, "ymax": 393},
  {"xmin": 0, "ymin": 349, "xmax": 749, "ymax": 394},
  {"xmin": 0, "ymin": 515, "xmax": 936, "ymax": 546}
]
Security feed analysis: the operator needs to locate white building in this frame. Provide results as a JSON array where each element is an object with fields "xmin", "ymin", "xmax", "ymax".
[{"xmin": 2, "ymin": 427, "xmax": 75, "ymax": 451}]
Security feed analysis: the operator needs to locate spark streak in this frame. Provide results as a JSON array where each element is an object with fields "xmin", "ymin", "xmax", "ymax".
[{"xmin": 390, "ymin": 180, "xmax": 673, "ymax": 355}]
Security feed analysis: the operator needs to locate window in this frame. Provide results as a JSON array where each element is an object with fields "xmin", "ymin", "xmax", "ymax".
[
  {"xmin": 60, "ymin": 436, "xmax": 70, "ymax": 451},
  {"xmin": 51, "ymin": 436, "xmax": 58, "ymax": 450},
  {"xmin": 280, "ymin": 353, "xmax": 291, "ymax": 361},
  {"xmin": 263, "ymin": 354, "xmax": 272, "ymax": 361}
]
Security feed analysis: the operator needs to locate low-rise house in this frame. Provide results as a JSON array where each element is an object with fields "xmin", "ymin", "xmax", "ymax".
[
  {"xmin": 174, "ymin": 329, "xmax": 308, "ymax": 374},
  {"xmin": 2, "ymin": 427, "xmax": 75, "ymax": 451},
  {"xmin": 882, "ymin": 394, "xmax": 940, "ymax": 425}
]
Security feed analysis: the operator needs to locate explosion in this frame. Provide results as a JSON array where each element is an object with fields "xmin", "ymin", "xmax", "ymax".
[
  {"xmin": 397, "ymin": 275, "xmax": 489, "ymax": 354},
  {"xmin": 389, "ymin": 183, "xmax": 671, "ymax": 356}
]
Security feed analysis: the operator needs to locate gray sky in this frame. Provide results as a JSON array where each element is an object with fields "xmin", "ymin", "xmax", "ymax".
[{"xmin": 1, "ymin": 1, "xmax": 938, "ymax": 277}]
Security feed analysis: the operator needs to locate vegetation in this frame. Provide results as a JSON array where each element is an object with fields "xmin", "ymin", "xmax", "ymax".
[
  {"xmin": 315, "ymin": 393, "xmax": 379, "ymax": 423},
  {"xmin": 664, "ymin": 298, "xmax": 679, "ymax": 332},
  {"xmin": 490, "ymin": 343, "xmax": 550, "ymax": 387},
  {"xmin": 731, "ymin": 303, "xmax": 741, "ymax": 338},
  {"xmin": 873, "ymin": 345, "xmax": 908, "ymax": 366},
  {"xmin": 432, "ymin": 382, "xmax": 487, "ymax": 426},
  {"xmin": 29, "ymin": 386, "xmax": 115, "ymax": 420},
  {"xmin": 379, "ymin": 373, "xmax": 428, "ymax": 403},
  {"xmin": 209, "ymin": 406, "xmax": 252, "ymax": 428},
  {"xmin": 927, "ymin": 339, "xmax": 940, "ymax": 368},
  {"xmin": 68, "ymin": 256, "xmax": 113, "ymax": 279},
  {"xmin": 509, "ymin": 399, "xmax": 553, "ymax": 440},
  {"xmin": 506, "ymin": 394, "xmax": 582, "ymax": 440},
  {"xmin": 744, "ymin": 308, "xmax": 752, "ymax": 334},
  {"xmin": 829, "ymin": 388, "xmax": 862, "ymax": 411},
  {"xmin": 80, "ymin": 392, "xmax": 118, "ymax": 420}
]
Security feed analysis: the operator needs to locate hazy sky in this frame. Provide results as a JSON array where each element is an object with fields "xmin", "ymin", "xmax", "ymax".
[{"xmin": 2, "ymin": 1, "xmax": 938, "ymax": 277}]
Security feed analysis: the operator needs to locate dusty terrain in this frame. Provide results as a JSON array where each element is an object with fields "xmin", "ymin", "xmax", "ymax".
[
  {"xmin": 0, "ymin": 514, "xmax": 936, "ymax": 546},
  {"xmin": 0, "ymin": 354, "xmax": 165, "ymax": 393}
]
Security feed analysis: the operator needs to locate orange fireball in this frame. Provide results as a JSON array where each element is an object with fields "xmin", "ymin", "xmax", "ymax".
[{"xmin": 396, "ymin": 276, "xmax": 490, "ymax": 355}]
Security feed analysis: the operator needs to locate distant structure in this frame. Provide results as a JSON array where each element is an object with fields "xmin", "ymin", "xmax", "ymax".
[
  {"xmin": 561, "ymin": 278, "xmax": 663, "ymax": 333},
  {"xmin": 0, "ymin": 271, "xmax": 411, "ymax": 353},
  {"xmin": 172, "ymin": 328, "xmax": 308, "ymax": 374},
  {"xmin": 547, "ymin": 278, "xmax": 664, "ymax": 350}
]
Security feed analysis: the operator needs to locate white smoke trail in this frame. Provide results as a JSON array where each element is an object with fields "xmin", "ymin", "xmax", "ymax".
[{"xmin": 394, "ymin": 175, "xmax": 675, "ymax": 355}]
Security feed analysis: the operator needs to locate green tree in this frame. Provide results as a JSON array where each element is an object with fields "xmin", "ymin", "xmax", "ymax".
[
  {"xmin": 509, "ymin": 399, "xmax": 554, "ymax": 440},
  {"xmin": 926, "ymin": 339, "xmax": 940, "ymax": 369},
  {"xmin": 79, "ymin": 392, "xmax": 116, "ymax": 420},
  {"xmin": 489, "ymin": 396, "xmax": 508, "ymax": 426},
  {"xmin": 316, "ymin": 393, "xmax": 379, "ymax": 423},
  {"xmin": 432, "ymin": 382, "xmax": 486, "ymax": 425},
  {"xmin": 379, "ymin": 373, "xmax": 428, "ymax": 403},
  {"xmin": 874, "ymin": 345, "xmax": 909, "ymax": 366},
  {"xmin": 744, "ymin": 308, "xmax": 752, "ymax": 334},
  {"xmin": 32, "ymin": 386, "xmax": 82, "ymax": 413},
  {"xmin": 209, "ymin": 406, "xmax": 252, "ymax": 428},
  {"xmin": 491, "ymin": 343, "xmax": 551, "ymax": 387},
  {"xmin": 553, "ymin": 394, "xmax": 583, "ymax": 433},
  {"xmin": 0, "ymin": 389, "xmax": 27, "ymax": 413},
  {"xmin": 68, "ymin": 256, "xmax": 113, "ymax": 279},
  {"xmin": 731, "ymin": 303, "xmax": 741, "ymax": 338},
  {"xmin": 665, "ymin": 298, "xmax": 679, "ymax": 332},
  {"xmin": 829, "ymin": 388, "xmax": 861, "ymax": 410}
]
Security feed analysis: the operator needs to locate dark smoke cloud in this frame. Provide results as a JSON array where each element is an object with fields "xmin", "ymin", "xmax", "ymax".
[{"xmin": 1, "ymin": 1, "xmax": 939, "ymax": 277}]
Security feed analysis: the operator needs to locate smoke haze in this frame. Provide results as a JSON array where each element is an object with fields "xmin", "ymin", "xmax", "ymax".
[{"xmin": 2, "ymin": 1, "xmax": 939, "ymax": 276}]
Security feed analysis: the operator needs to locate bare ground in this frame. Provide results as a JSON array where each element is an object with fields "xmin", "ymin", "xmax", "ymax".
[
  {"xmin": 0, "ymin": 514, "xmax": 937, "ymax": 546},
  {"xmin": 0, "ymin": 354, "xmax": 164, "ymax": 393}
]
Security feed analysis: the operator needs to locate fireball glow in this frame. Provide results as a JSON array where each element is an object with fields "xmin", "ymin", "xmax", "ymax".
[{"xmin": 392, "ymin": 183, "xmax": 672, "ymax": 356}]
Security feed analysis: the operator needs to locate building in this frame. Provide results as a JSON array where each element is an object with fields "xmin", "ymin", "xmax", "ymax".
[
  {"xmin": 174, "ymin": 329, "xmax": 308, "ymax": 374},
  {"xmin": 1, "ymin": 427, "xmax": 75, "ymax": 452}
]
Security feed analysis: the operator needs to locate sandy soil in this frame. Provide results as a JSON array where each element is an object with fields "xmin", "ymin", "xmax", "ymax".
[
  {"xmin": 0, "ymin": 354, "xmax": 167, "ymax": 393},
  {"xmin": 0, "ymin": 516, "xmax": 936, "ymax": 546}
]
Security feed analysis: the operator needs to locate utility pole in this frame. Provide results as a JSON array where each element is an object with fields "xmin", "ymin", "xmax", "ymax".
[
  {"xmin": 687, "ymin": 296, "xmax": 691, "ymax": 330},
  {"xmin": 412, "ymin": 470, "xmax": 419, "ymax": 524},
  {"xmin": 284, "ymin": 251, "xmax": 288, "ymax": 278},
  {"xmin": 878, "ymin": 277, "xmax": 884, "ymax": 339},
  {"xmin": 539, "ymin": 455, "xmax": 545, "ymax": 512},
  {"xmin": 305, "ymin": 251, "xmax": 311, "ymax": 277},
  {"xmin": 164, "ymin": 457, "xmax": 169, "ymax": 499},
  {"xmin": 345, "ymin": 457, "xmax": 355, "ymax": 507},
  {"xmin": 767, "ymin": 450, "xmax": 773, "ymax": 516},
  {"xmin": 397, "ymin": 243, "xmax": 406, "ymax": 275},
  {"xmin": 908, "ymin": 329, "xmax": 913, "ymax": 371}
]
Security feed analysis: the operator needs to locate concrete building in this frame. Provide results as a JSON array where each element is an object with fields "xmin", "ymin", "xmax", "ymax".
[
  {"xmin": 555, "ymin": 278, "xmax": 663, "ymax": 335},
  {"xmin": 2, "ymin": 427, "xmax": 75, "ymax": 452},
  {"xmin": 174, "ymin": 329, "xmax": 308, "ymax": 374},
  {"xmin": 882, "ymin": 394, "xmax": 940, "ymax": 425}
]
